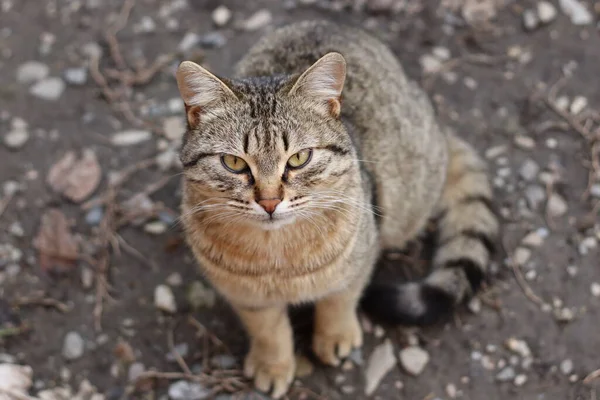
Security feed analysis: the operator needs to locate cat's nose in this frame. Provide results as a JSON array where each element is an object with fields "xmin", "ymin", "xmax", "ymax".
[{"xmin": 258, "ymin": 198, "xmax": 281, "ymax": 215}]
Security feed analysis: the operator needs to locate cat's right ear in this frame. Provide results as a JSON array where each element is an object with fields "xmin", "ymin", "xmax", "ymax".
[{"xmin": 176, "ymin": 61, "xmax": 237, "ymax": 127}]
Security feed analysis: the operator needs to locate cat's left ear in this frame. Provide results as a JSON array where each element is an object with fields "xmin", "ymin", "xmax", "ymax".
[{"xmin": 289, "ymin": 52, "xmax": 346, "ymax": 118}]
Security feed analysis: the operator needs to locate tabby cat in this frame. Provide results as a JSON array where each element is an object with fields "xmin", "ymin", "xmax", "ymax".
[{"xmin": 176, "ymin": 20, "xmax": 499, "ymax": 398}]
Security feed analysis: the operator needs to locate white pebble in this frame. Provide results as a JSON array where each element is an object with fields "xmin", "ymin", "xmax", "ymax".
[
  {"xmin": 513, "ymin": 247, "xmax": 532, "ymax": 266},
  {"xmin": 506, "ymin": 337, "xmax": 532, "ymax": 358},
  {"xmin": 144, "ymin": 221, "xmax": 167, "ymax": 235},
  {"xmin": 537, "ymin": 1, "xmax": 558, "ymax": 23},
  {"xmin": 559, "ymin": 0, "xmax": 593, "ymax": 25},
  {"xmin": 212, "ymin": 6, "xmax": 232, "ymax": 27},
  {"xmin": 485, "ymin": 145, "xmax": 507, "ymax": 159},
  {"xmin": 445, "ymin": 383, "xmax": 458, "ymax": 398},
  {"xmin": 154, "ymin": 284, "xmax": 177, "ymax": 313},
  {"xmin": 591, "ymin": 283, "xmax": 600, "ymax": 297},
  {"xmin": 63, "ymin": 332, "xmax": 85, "ymax": 360},
  {"xmin": 399, "ymin": 346, "xmax": 430, "ymax": 376},
  {"xmin": 514, "ymin": 374, "xmax": 528, "ymax": 386},
  {"xmin": 514, "ymin": 135, "xmax": 535, "ymax": 149},
  {"xmin": 554, "ymin": 95, "xmax": 570, "ymax": 110},
  {"xmin": 29, "ymin": 77, "xmax": 65, "ymax": 100},
  {"xmin": 566, "ymin": 265, "xmax": 578, "ymax": 277},
  {"xmin": 17, "ymin": 61, "xmax": 50, "ymax": 83},
  {"xmin": 523, "ymin": 9, "xmax": 538, "ymax": 30},
  {"xmin": 364, "ymin": 340, "xmax": 396, "ymax": 396},
  {"xmin": 570, "ymin": 96, "xmax": 588, "ymax": 115},
  {"xmin": 560, "ymin": 359, "xmax": 574, "ymax": 375},
  {"xmin": 419, "ymin": 54, "xmax": 443, "ymax": 75},
  {"xmin": 545, "ymin": 138, "xmax": 558, "ymax": 148},
  {"xmin": 178, "ymin": 32, "xmax": 200, "ymax": 52},
  {"xmin": 111, "ymin": 130, "xmax": 151, "ymax": 146},
  {"xmin": 522, "ymin": 230, "xmax": 544, "ymax": 247},
  {"xmin": 243, "ymin": 9, "xmax": 272, "ymax": 31},
  {"xmin": 547, "ymin": 193, "xmax": 568, "ymax": 217}
]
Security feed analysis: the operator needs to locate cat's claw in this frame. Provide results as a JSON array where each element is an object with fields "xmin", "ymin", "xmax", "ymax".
[
  {"xmin": 313, "ymin": 314, "xmax": 363, "ymax": 366},
  {"xmin": 244, "ymin": 348, "xmax": 295, "ymax": 399}
]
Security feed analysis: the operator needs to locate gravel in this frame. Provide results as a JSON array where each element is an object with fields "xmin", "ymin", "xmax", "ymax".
[
  {"xmin": 63, "ymin": 67, "xmax": 88, "ymax": 85},
  {"xmin": 537, "ymin": 1, "xmax": 558, "ymax": 23},
  {"xmin": 168, "ymin": 380, "xmax": 211, "ymax": 400},
  {"xmin": 559, "ymin": 0, "xmax": 593, "ymax": 25},
  {"xmin": 62, "ymin": 331, "xmax": 85, "ymax": 360},
  {"xmin": 29, "ymin": 77, "xmax": 66, "ymax": 100},
  {"xmin": 243, "ymin": 9, "xmax": 272, "ymax": 31},
  {"xmin": 519, "ymin": 159, "xmax": 539, "ymax": 181},
  {"xmin": 546, "ymin": 193, "xmax": 568, "ymax": 217},
  {"xmin": 496, "ymin": 367, "xmax": 516, "ymax": 382},
  {"xmin": 523, "ymin": 9, "xmax": 538, "ymax": 30},
  {"xmin": 364, "ymin": 339, "xmax": 396, "ymax": 396},
  {"xmin": 591, "ymin": 283, "xmax": 600, "ymax": 297},
  {"xmin": 154, "ymin": 284, "xmax": 177, "ymax": 313},
  {"xmin": 560, "ymin": 359, "xmax": 574, "ymax": 375},
  {"xmin": 212, "ymin": 6, "xmax": 232, "ymax": 27},
  {"xmin": 4, "ymin": 128, "xmax": 29, "ymax": 150},
  {"xmin": 111, "ymin": 130, "xmax": 152, "ymax": 146},
  {"xmin": 17, "ymin": 61, "xmax": 49, "ymax": 83},
  {"xmin": 570, "ymin": 96, "xmax": 588, "ymax": 114},
  {"xmin": 399, "ymin": 346, "xmax": 430, "ymax": 376}
]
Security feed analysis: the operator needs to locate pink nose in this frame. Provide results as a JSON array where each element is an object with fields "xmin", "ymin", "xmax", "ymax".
[{"xmin": 258, "ymin": 198, "xmax": 281, "ymax": 215}]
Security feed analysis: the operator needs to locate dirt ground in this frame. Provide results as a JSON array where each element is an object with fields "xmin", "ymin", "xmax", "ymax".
[{"xmin": 1, "ymin": 0, "xmax": 600, "ymax": 399}]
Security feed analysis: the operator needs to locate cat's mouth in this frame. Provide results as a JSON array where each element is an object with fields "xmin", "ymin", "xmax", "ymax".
[{"xmin": 254, "ymin": 213, "xmax": 297, "ymax": 230}]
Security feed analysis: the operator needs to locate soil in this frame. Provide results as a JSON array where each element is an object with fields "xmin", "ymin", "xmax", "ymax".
[{"xmin": 1, "ymin": 0, "xmax": 599, "ymax": 399}]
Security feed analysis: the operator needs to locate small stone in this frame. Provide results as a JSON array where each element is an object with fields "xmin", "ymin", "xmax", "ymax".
[
  {"xmin": 522, "ymin": 357, "xmax": 533, "ymax": 370},
  {"xmin": 569, "ymin": 374, "xmax": 579, "ymax": 383},
  {"xmin": 513, "ymin": 247, "xmax": 531, "ymax": 266},
  {"xmin": 559, "ymin": 0, "xmax": 593, "ymax": 25},
  {"xmin": 486, "ymin": 344, "xmax": 497, "ymax": 353},
  {"xmin": 485, "ymin": 145, "xmax": 507, "ymax": 159},
  {"xmin": 554, "ymin": 307, "xmax": 575, "ymax": 322},
  {"xmin": 570, "ymin": 96, "xmax": 588, "ymax": 115},
  {"xmin": 506, "ymin": 337, "xmax": 532, "ymax": 358},
  {"xmin": 168, "ymin": 380, "xmax": 210, "ymax": 400},
  {"xmin": 522, "ymin": 230, "xmax": 544, "ymax": 247},
  {"xmin": 547, "ymin": 193, "xmax": 568, "ymax": 217},
  {"xmin": 210, "ymin": 354, "xmax": 236, "ymax": 369},
  {"xmin": 63, "ymin": 67, "xmax": 87, "ymax": 86},
  {"xmin": 63, "ymin": 331, "xmax": 85, "ymax": 360},
  {"xmin": 144, "ymin": 221, "xmax": 167, "ymax": 235},
  {"xmin": 178, "ymin": 32, "xmax": 200, "ymax": 52},
  {"xmin": 545, "ymin": 138, "xmax": 558, "ymax": 148},
  {"xmin": 590, "ymin": 184, "xmax": 600, "ymax": 198},
  {"xmin": 364, "ymin": 340, "xmax": 396, "ymax": 396},
  {"xmin": 566, "ymin": 265, "xmax": 578, "ymax": 277},
  {"xmin": 136, "ymin": 16, "xmax": 156, "ymax": 33},
  {"xmin": 81, "ymin": 267, "xmax": 94, "ymax": 289},
  {"xmin": 128, "ymin": 362, "xmax": 145, "ymax": 382},
  {"xmin": 496, "ymin": 367, "xmax": 516, "ymax": 382},
  {"xmin": 519, "ymin": 159, "xmax": 539, "ymax": 181},
  {"xmin": 523, "ymin": 9, "xmax": 539, "ymax": 30},
  {"xmin": 446, "ymin": 383, "xmax": 458, "ymax": 398},
  {"xmin": 85, "ymin": 206, "xmax": 104, "ymax": 226},
  {"xmin": 199, "ymin": 31, "xmax": 227, "ymax": 48},
  {"xmin": 525, "ymin": 270, "xmax": 537, "ymax": 281},
  {"xmin": 467, "ymin": 297, "xmax": 482, "ymax": 314},
  {"xmin": 212, "ymin": 6, "xmax": 232, "ymax": 27},
  {"xmin": 591, "ymin": 283, "xmax": 600, "ymax": 297},
  {"xmin": 579, "ymin": 237, "xmax": 598, "ymax": 255},
  {"xmin": 17, "ymin": 61, "xmax": 50, "ymax": 83},
  {"xmin": 514, "ymin": 374, "xmax": 528, "ymax": 386},
  {"xmin": 167, "ymin": 343, "xmax": 190, "ymax": 362},
  {"xmin": 525, "ymin": 185, "xmax": 546, "ymax": 210},
  {"xmin": 187, "ymin": 281, "xmax": 216, "ymax": 309},
  {"xmin": 4, "ymin": 129, "xmax": 29, "ymax": 150},
  {"xmin": 243, "ymin": 9, "xmax": 272, "ymax": 31},
  {"xmin": 8, "ymin": 222, "xmax": 24, "ymax": 237},
  {"xmin": 463, "ymin": 77, "xmax": 477, "ymax": 90},
  {"xmin": 295, "ymin": 354, "xmax": 314, "ymax": 378},
  {"xmin": 560, "ymin": 359, "xmax": 574, "ymax": 375},
  {"xmin": 166, "ymin": 273, "xmax": 183, "ymax": 287},
  {"xmin": 554, "ymin": 95, "xmax": 570, "ymax": 111},
  {"xmin": 399, "ymin": 346, "xmax": 430, "ymax": 376},
  {"xmin": 481, "ymin": 355, "xmax": 495, "ymax": 370},
  {"xmin": 373, "ymin": 325, "xmax": 385, "ymax": 338},
  {"xmin": 537, "ymin": 1, "xmax": 558, "ymax": 23},
  {"xmin": 471, "ymin": 351, "xmax": 482, "ymax": 361},
  {"xmin": 432, "ymin": 46, "xmax": 451, "ymax": 61},
  {"xmin": 514, "ymin": 136, "xmax": 535, "ymax": 149},
  {"xmin": 154, "ymin": 284, "xmax": 177, "ymax": 313},
  {"xmin": 163, "ymin": 116, "xmax": 185, "ymax": 141},
  {"xmin": 111, "ymin": 130, "xmax": 151, "ymax": 146},
  {"xmin": 29, "ymin": 77, "xmax": 65, "ymax": 100}
]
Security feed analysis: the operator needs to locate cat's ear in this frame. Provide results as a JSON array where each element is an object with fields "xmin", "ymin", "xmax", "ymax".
[
  {"xmin": 176, "ymin": 61, "xmax": 237, "ymax": 126},
  {"xmin": 289, "ymin": 52, "xmax": 346, "ymax": 118}
]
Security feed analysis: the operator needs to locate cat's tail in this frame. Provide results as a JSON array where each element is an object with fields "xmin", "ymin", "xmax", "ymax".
[{"xmin": 362, "ymin": 133, "xmax": 500, "ymax": 325}]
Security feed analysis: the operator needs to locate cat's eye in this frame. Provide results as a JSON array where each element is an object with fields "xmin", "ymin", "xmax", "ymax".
[
  {"xmin": 221, "ymin": 154, "xmax": 248, "ymax": 173},
  {"xmin": 287, "ymin": 149, "xmax": 312, "ymax": 169}
]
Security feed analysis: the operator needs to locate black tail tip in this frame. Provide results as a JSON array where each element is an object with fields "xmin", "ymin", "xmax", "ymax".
[{"xmin": 360, "ymin": 282, "xmax": 457, "ymax": 326}]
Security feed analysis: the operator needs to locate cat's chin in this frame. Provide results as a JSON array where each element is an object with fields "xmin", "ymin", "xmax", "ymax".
[{"xmin": 254, "ymin": 215, "xmax": 297, "ymax": 231}]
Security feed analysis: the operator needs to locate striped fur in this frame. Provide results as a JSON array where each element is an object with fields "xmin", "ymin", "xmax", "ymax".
[{"xmin": 362, "ymin": 133, "xmax": 499, "ymax": 325}]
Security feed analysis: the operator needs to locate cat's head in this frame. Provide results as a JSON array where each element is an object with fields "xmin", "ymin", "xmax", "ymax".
[{"xmin": 176, "ymin": 53, "xmax": 359, "ymax": 230}]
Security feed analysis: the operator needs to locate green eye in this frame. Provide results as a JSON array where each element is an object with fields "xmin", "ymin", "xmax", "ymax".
[
  {"xmin": 221, "ymin": 154, "xmax": 248, "ymax": 173},
  {"xmin": 287, "ymin": 149, "xmax": 312, "ymax": 169}
]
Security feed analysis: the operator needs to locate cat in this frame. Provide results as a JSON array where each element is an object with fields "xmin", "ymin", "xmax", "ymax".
[{"xmin": 175, "ymin": 20, "xmax": 499, "ymax": 398}]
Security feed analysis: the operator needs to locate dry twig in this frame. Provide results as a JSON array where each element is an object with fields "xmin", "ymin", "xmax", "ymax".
[
  {"xmin": 14, "ymin": 294, "xmax": 72, "ymax": 313},
  {"xmin": 584, "ymin": 369, "xmax": 600, "ymax": 385}
]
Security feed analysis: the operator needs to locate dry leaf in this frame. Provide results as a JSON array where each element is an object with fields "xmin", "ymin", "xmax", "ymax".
[
  {"xmin": 33, "ymin": 209, "xmax": 78, "ymax": 273},
  {"xmin": 47, "ymin": 149, "xmax": 101, "ymax": 203}
]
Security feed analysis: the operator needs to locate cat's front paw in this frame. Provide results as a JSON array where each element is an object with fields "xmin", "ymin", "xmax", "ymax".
[
  {"xmin": 244, "ymin": 345, "xmax": 296, "ymax": 399},
  {"xmin": 313, "ymin": 312, "xmax": 363, "ymax": 366}
]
